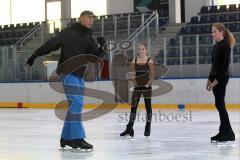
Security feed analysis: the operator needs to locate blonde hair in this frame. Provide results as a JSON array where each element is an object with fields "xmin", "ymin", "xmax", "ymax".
[
  {"xmin": 212, "ymin": 23, "xmax": 236, "ymax": 47},
  {"xmin": 138, "ymin": 42, "xmax": 148, "ymax": 49}
]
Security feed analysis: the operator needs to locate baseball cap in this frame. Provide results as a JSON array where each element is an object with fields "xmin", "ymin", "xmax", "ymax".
[{"xmin": 80, "ymin": 10, "xmax": 97, "ymax": 18}]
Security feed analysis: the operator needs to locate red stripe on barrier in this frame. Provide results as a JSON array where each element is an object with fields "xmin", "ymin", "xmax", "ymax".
[{"xmin": 17, "ymin": 102, "xmax": 23, "ymax": 108}]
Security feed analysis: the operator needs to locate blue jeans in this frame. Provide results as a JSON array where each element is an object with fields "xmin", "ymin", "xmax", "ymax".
[{"xmin": 60, "ymin": 74, "xmax": 86, "ymax": 140}]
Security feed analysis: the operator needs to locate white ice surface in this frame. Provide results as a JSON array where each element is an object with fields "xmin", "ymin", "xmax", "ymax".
[{"xmin": 0, "ymin": 108, "xmax": 239, "ymax": 160}]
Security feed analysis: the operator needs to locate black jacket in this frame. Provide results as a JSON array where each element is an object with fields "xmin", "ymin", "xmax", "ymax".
[
  {"xmin": 208, "ymin": 38, "xmax": 231, "ymax": 82},
  {"xmin": 33, "ymin": 23, "xmax": 104, "ymax": 77}
]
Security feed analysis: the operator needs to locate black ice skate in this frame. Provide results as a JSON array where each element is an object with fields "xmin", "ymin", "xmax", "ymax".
[
  {"xmin": 72, "ymin": 139, "xmax": 93, "ymax": 150},
  {"xmin": 211, "ymin": 132, "xmax": 222, "ymax": 143},
  {"xmin": 120, "ymin": 127, "xmax": 134, "ymax": 137},
  {"xmin": 144, "ymin": 123, "xmax": 151, "ymax": 137},
  {"xmin": 60, "ymin": 139, "xmax": 77, "ymax": 149},
  {"xmin": 217, "ymin": 131, "xmax": 235, "ymax": 143}
]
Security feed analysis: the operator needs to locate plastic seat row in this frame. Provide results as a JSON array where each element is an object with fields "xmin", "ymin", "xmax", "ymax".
[{"xmin": 200, "ymin": 4, "xmax": 239, "ymax": 14}]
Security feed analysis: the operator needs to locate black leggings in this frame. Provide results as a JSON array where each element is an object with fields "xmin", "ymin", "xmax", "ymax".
[
  {"xmin": 127, "ymin": 85, "xmax": 152, "ymax": 128},
  {"xmin": 212, "ymin": 76, "xmax": 233, "ymax": 133}
]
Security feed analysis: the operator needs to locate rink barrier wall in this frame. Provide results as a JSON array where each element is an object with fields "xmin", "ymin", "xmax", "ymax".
[
  {"xmin": 0, "ymin": 78, "xmax": 239, "ymax": 109},
  {"xmin": 0, "ymin": 103, "xmax": 239, "ymax": 110}
]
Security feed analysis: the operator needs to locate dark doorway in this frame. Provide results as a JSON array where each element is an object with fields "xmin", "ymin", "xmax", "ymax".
[{"xmin": 180, "ymin": 0, "xmax": 185, "ymax": 22}]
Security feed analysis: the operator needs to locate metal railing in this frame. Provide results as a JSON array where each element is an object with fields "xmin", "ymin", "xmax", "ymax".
[
  {"xmin": 126, "ymin": 10, "xmax": 159, "ymax": 41},
  {"xmin": 7, "ymin": 22, "xmax": 48, "ymax": 82},
  {"xmin": 107, "ymin": 11, "xmax": 159, "ymax": 79},
  {"xmin": 1, "ymin": 11, "xmax": 239, "ymax": 82},
  {"xmin": 1, "ymin": 32, "xmax": 239, "ymax": 82},
  {"xmin": 154, "ymin": 33, "xmax": 240, "ymax": 78},
  {"xmin": 14, "ymin": 23, "xmax": 42, "ymax": 47}
]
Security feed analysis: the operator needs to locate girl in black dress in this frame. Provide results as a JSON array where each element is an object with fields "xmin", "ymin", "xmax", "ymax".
[
  {"xmin": 207, "ymin": 23, "xmax": 235, "ymax": 142},
  {"xmin": 120, "ymin": 42, "xmax": 154, "ymax": 137}
]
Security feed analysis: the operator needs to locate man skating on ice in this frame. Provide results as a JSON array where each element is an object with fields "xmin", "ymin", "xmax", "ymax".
[{"xmin": 27, "ymin": 10, "xmax": 107, "ymax": 150}]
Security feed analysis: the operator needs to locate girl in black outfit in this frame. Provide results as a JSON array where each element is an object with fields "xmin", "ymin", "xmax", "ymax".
[
  {"xmin": 207, "ymin": 23, "xmax": 235, "ymax": 142},
  {"xmin": 120, "ymin": 42, "xmax": 154, "ymax": 137}
]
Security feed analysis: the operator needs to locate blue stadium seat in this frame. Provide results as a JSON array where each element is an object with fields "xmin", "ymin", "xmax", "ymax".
[
  {"xmin": 12, "ymin": 31, "xmax": 19, "ymax": 38},
  {"xmin": 233, "ymin": 45, "xmax": 240, "ymax": 63},
  {"xmin": 228, "ymin": 14, "xmax": 237, "ymax": 21},
  {"xmin": 0, "ymin": 32, "xmax": 6, "ymax": 39},
  {"xmin": 219, "ymin": 5, "xmax": 227, "ymax": 12},
  {"xmin": 237, "ymin": 13, "xmax": 240, "ymax": 20},
  {"xmin": 18, "ymin": 30, "xmax": 25, "ymax": 37},
  {"xmin": 209, "ymin": 6, "xmax": 218, "ymax": 13},
  {"xmin": 235, "ymin": 34, "xmax": 240, "ymax": 43},
  {"xmin": 199, "ymin": 36, "xmax": 204, "ymax": 44},
  {"xmin": 180, "ymin": 27, "xmax": 187, "ymax": 35},
  {"xmin": 236, "ymin": 23, "xmax": 240, "ymax": 32},
  {"xmin": 169, "ymin": 38, "xmax": 176, "ymax": 46},
  {"xmin": 228, "ymin": 4, "xmax": 237, "ymax": 12},
  {"xmin": 117, "ymin": 22, "xmax": 127, "ymax": 30},
  {"xmin": 188, "ymin": 48, "xmax": 196, "ymax": 56},
  {"xmin": 34, "ymin": 22, "xmax": 40, "ymax": 26},
  {"xmin": 188, "ymin": 26, "xmax": 198, "ymax": 34},
  {"xmin": 28, "ymin": 22, "xmax": 34, "ymax": 28},
  {"xmin": 218, "ymin": 14, "xmax": 227, "ymax": 22},
  {"xmin": 198, "ymin": 26, "xmax": 205, "ymax": 34},
  {"xmin": 130, "ymin": 20, "xmax": 141, "ymax": 29},
  {"xmin": 206, "ymin": 25, "xmax": 212, "ymax": 33},
  {"xmin": 6, "ymin": 32, "xmax": 13, "ymax": 38},
  {"xmin": 158, "ymin": 49, "xmax": 164, "ymax": 56},
  {"xmin": 21, "ymin": 23, "xmax": 28, "ymax": 29},
  {"xmin": 199, "ymin": 25, "xmax": 211, "ymax": 34},
  {"xmin": 200, "ymin": 16, "xmax": 209, "ymax": 23},
  {"xmin": 104, "ymin": 22, "xmax": 114, "ymax": 31},
  {"xmin": 3, "ymin": 25, "xmax": 9, "ymax": 31},
  {"xmin": 199, "ymin": 47, "xmax": 209, "ymax": 56},
  {"xmin": 209, "ymin": 15, "xmax": 217, "ymax": 22},
  {"xmin": 182, "ymin": 36, "xmax": 196, "ymax": 45},
  {"xmin": 0, "ymin": 40, "xmax": 3, "ymax": 46},
  {"xmin": 15, "ymin": 24, "xmax": 21, "ymax": 29},
  {"xmin": 183, "ymin": 48, "xmax": 190, "ymax": 56},
  {"xmin": 226, "ymin": 23, "xmax": 235, "ymax": 32},
  {"xmin": 199, "ymin": 58, "xmax": 205, "ymax": 64},
  {"xmin": 200, "ymin": 6, "xmax": 209, "ymax": 13},
  {"xmin": 190, "ymin": 16, "xmax": 199, "ymax": 24},
  {"xmin": 158, "ymin": 9, "xmax": 168, "ymax": 17},
  {"xmin": 1, "ymin": 40, "xmax": 5, "ymax": 46},
  {"xmin": 9, "ymin": 24, "xmax": 14, "ymax": 29},
  {"xmin": 159, "ymin": 19, "xmax": 168, "ymax": 26}
]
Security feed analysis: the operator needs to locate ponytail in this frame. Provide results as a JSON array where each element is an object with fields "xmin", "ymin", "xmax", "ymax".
[
  {"xmin": 213, "ymin": 23, "xmax": 236, "ymax": 47},
  {"xmin": 224, "ymin": 29, "xmax": 236, "ymax": 47}
]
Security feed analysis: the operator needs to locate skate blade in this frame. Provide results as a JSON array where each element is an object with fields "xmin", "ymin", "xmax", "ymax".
[
  {"xmin": 59, "ymin": 148, "xmax": 94, "ymax": 152},
  {"xmin": 120, "ymin": 135, "xmax": 135, "ymax": 140},
  {"xmin": 217, "ymin": 141, "xmax": 237, "ymax": 146},
  {"xmin": 211, "ymin": 140, "xmax": 234, "ymax": 143},
  {"xmin": 71, "ymin": 148, "xmax": 94, "ymax": 152},
  {"xmin": 210, "ymin": 140, "xmax": 218, "ymax": 143},
  {"xmin": 211, "ymin": 140, "xmax": 238, "ymax": 147},
  {"xmin": 59, "ymin": 148, "xmax": 73, "ymax": 151}
]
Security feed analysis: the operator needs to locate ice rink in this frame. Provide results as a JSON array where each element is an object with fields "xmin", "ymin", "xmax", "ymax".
[{"xmin": 0, "ymin": 108, "xmax": 239, "ymax": 160}]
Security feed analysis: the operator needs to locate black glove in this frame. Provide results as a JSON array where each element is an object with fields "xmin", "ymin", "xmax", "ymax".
[
  {"xmin": 27, "ymin": 54, "xmax": 38, "ymax": 66},
  {"xmin": 97, "ymin": 36, "xmax": 106, "ymax": 48}
]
